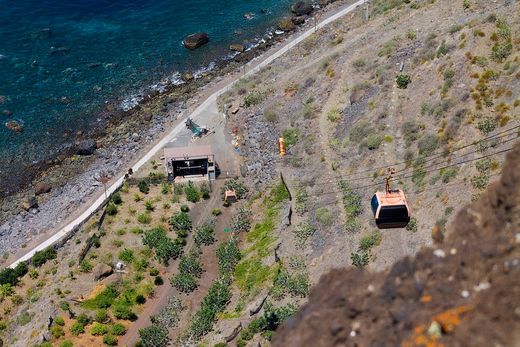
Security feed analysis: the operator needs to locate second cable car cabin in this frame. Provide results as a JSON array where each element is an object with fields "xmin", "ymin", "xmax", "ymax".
[{"xmin": 371, "ymin": 169, "xmax": 411, "ymax": 229}]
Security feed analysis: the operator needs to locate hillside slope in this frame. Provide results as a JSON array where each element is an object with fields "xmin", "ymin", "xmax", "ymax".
[{"xmin": 273, "ymin": 142, "xmax": 520, "ymax": 346}]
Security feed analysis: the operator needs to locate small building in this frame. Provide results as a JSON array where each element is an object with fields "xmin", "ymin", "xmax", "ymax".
[{"xmin": 164, "ymin": 145, "xmax": 216, "ymax": 182}]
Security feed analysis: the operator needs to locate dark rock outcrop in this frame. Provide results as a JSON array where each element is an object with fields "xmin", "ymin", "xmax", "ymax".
[
  {"xmin": 292, "ymin": 16, "xmax": 307, "ymax": 25},
  {"xmin": 230, "ymin": 43, "xmax": 245, "ymax": 52},
  {"xmin": 35, "ymin": 183, "xmax": 51, "ymax": 195},
  {"xmin": 93, "ymin": 263, "xmax": 113, "ymax": 281},
  {"xmin": 274, "ymin": 143, "xmax": 520, "ymax": 346},
  {"xmin": 291, "ymin": 1, "xmax": 313, "ymax": 16},
  {"xmin": 183, "ymin": 33, "xmax": 209, "ymax": 50},
  {"xmin": 21, "ymin": 195, "xmax": 38, "ymax": 211},
  {"xmin": 76, "ymin": 139, "xmax": 97, "ymax": 155}
]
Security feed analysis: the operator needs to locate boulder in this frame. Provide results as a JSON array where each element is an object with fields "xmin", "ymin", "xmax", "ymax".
[
  {"xmin": 350, "ymin": 88, "xmax": 366, "ymax": 105},
  {"xmin": 21, "ymin": 195, "xmax": 38, "ymax": 211},
  {"xmin": 230, "ymin": 43, "xmax": 245, "ymax": 52},
  {"xmin": 76, "ymin": 139, "xmax": 97, "ymax": 155},
  {"xmin": 278, "ymin": 18, "xmax": 296, "ymax": 31},
  {"xmin": 183, "ymin": 33, "xmax": 209, "ymax": 50},
  {"xmin": 5, "ymin": 120, "xmax": 23, "ymax": 133},
  {"xmin": 248, "ymin": 291, "xmax": 269, "ymax": 316},
  {"xmin": 291, "ymin": 1, "xmax": 313, "ymax": 16},
  {"xmin": 221, "ymin": 319, "xmax": 242, "ymax": 342},
  {"xmin": 35, "ymin": 183, "xmax": 52, "ymax": 195},
  {"xmin": 93, "ymin": 263, "xmax": 113, "ymax": 281},
  {"xmin": 182, "ymin": 72, "xmax": 194, "ymax": 82}
]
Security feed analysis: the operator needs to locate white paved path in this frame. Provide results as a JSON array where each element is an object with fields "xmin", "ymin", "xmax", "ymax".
[{"xmin": 9, "ymin": 0, "xmax": 367, "ymax": 268}]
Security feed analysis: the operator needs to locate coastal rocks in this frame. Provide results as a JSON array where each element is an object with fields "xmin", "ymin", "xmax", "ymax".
[
  {"xmin": 278, "ymin": 18, "xmax": 296, "ymax": 31},
  {"xmin": 93, "ymin": 263, "xmax": 113, "ymax": 281},
  {"xmin": 183, "ymin": 33, "xmax": 209, "ymax": 50},
  {"xmin": 5, "ymin": 120, "xmax": 23, "ymax": 133},
  {"xmin": 21, "ymin": 195, "xmax": 38, "ymax": 211},
  {"xmin": 35, "ymin": 183, "xmax": 52, "ymax": 195},
  {"xmin": 291, "ymin": 1, "xmax": 314, "ymax": 16},
  {"xmin": 182, "ymin": 72, "xmax": 194, "ymax": 82},
  {"xmin": 234, "ymin": 50, "xmax": 254, "ymax": 63},
  {"xmin": 230, "ymin": 43, "xmax": 245, "ymax": 53},
  {"xmin": 76, "ymin": 139, "xmax": 97, "ymax": 155},
  {"xmin": 292, "ymin": 16, "xmax": 307, "ymax": 25},
  {"xmin": 244, "ymin": 12, "xmax": 254, "ymax": 20}
]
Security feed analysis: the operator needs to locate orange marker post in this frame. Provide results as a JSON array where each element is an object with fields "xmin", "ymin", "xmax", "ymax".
[{"xmin": 278, "ymin": 137, "xmax": 286, "ymax": 156}]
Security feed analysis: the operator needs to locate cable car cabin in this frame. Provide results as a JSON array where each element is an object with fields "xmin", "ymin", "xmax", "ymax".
[{"xmin": 371, "ymin": 189, "xmax": 410, "ymax": 229}]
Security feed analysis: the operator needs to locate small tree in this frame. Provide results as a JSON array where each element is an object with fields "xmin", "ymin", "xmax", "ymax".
[
  {"xmin": 396, "ymin": 74, "xmax": 411, "ymax": 89},
  {"xmin": 185, "ymin": 182, "xmax": 200, "ymax": 203},
  {"xmin": 169, "ymin": 212, "xmax": 192, "ymax": 231}
]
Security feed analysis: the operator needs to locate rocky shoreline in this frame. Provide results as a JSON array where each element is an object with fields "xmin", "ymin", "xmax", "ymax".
[{"xmin": 0, "ymin": 0, "xmax": 347, "ymax": 262}]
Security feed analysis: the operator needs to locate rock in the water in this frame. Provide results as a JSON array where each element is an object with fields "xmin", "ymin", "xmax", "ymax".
[
  {"xmin": 76, "ymin": 139, "xmax": 97, "ymax": 155},
  {"xmin": 93, "ymin": 263, "xmax": 113, "ymax": 281},
  {"xmin": 0, "ymin": 95, "xmax": 6, "ymax": 104},
  {"xmin": 230, "ymin": 43, "xmax": 245, "ymax": 52},
  {"xmin": 278, "ymin": 18, "xmax": 296, "ymax": 31},
  {"xmin": 5, "ymin": 120, "xmax": 23, "ymax": 132},
  {"xmin": 3, "ymin": 109, "xmax": 12, "ymax": 117},
  {"xmin": 35, "ymin": 183, "xmax": 52, "ymax": 195},
  {"xmin": 21, "ymin": 195, "xmax": 38, "ymax": 211},
  {"xmin": 291, "ymin": 1, "xmax": 313, "ymax": 16},
  {"xmin": 182, "ymin": 72, "xmax": 194, "ymax": 82},
  {"xmin": 183, "ymin": 33, "xmax": 209, "ymax": 50}
]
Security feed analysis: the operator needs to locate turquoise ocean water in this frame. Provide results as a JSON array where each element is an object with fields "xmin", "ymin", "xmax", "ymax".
[{"xmin": 0, "ymin": 0, "xmax": 292, "ymax": 195}]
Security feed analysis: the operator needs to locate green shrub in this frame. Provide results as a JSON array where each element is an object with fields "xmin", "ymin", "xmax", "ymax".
[
  {"xmin": 137, "ymin": 213, "xmax": 152, "ymax": 225},
  {"xmin": 143, "ymin": 227, "xmax": 183, "ymax": 264},
  {"xmin": 491, "ymin": 42, "xmax": 512, "ymax": 62},
  {"xmin": 95, "ymin": 309, "xmax": 109, "ymax": 323},
  {"xmin": 471, "ymin": 174, "xmax": 490, "ymax": 189},
  {"xmin": 154, "ymin": 276, "xmax": 164, "ymax": 286},
  {"xmin": 359, "ymin": 230, "xmax": 382, "ymax": 252},
  {"xmin": 407, "ymin": 30, "xmax": 416, "ymax": 40},
  {"xmin": 144, "ymin": 200, "xmax": 154, "ymax": 211},
  {"xmin": 177, "ymin": 229, "xmax": 188, "ymax": 238},
  {"xmin": 112, "ymin": 305, "xmax": 137, "ymax": 321},
  {"xmin": 185, "ymin": 182, "xmax": 200, "ymax": 203},
  {"xmin": 315, "ymin": 208, "xmax": 333, "ymax": 227},
  {"xmin": 244, "ymin": 90, "xmax": 265, "ymax": 107},
  {"xmin": 448, "ymin": 24, "xmax": 463, "ymax": 34},
  {"xmin": 352, "ymin": 59, "xmax": 366, "ymax": 68},
  {"xmin": 169, "ymin": 211, "xmax": 192, "ymax": 231},
  {"xmin": 477, "ymin": 117, "xmax": 498, "ymax": 134},
  {"xmin": 180, "ymin": 204, "xmax": 190, "ymax": 212},
  {"xmin": 189, "ymin": 277, "xmax": 232, "ymax": 338},
  {"xmin": 406, "ymin": 217, "xmax": 418, "ymax": 232},
  {"xmin": 436, "ymin": 40, "xmax": 449, "ymax": 57},
  {"xmin": 160, "ymin": 183, "xmax": 171, "ymax": 195},
  {"xmin": 402, "ymin": 121, "xmax": 420, "ymax": 146},
  {"xmin": 77, "ymin": 313, "xmax": 92, "ymax": 326},
  {"xmin": 171, "ymin": 273, "xmax": 198, "ymax": 293},
  {"xmin": 118, "ymin": 249, "xmax": 134, "ymax": 263},
  {"xmin": 282, "ymin": 128, "xmax": 299, "ymax": 146},
  {"xmin": 361, "ymin": 133, "xmax": 384, "ymax": 150},
  {"xmin": 103, "ymin": 334, "xmax": 117, "ymax": 346},
  {"xmin": 79, "ymin": 260, "xmax": 93, "ymax": 273},
  {"xmin": 82, "ymin": 285, "xmax": 118, "ymax": 309},
  {"xmin": 326, "ymin": 108, "xmax": 341, "ymax": 123},
  {"xmin": 60, "ymin": 341, "xmax": 74, "ymax": 347},
  {"xmin": 51, "ymin": 325, "xmax": 65, "ymax": 338},
  {"xmin": 135, "ymin": 295, "xmax": 146, "ymax": 305},
  {"xmin": 264, "ymin": 109, "xmax": 278, "ymax": 122},
  {"xmin": 138, "ymin": 180, "xmax": 150, "ymax": 194},
  {"xmin": 272, "ymin": 267, "xmax": 310, "ymax": 299},
  {"xmin": 194, "ymin": 224, "xmax": 215, "ymax": 246},
  {"xmin": 105, "ymin": 202, "xmax": 118, "ymax": 216},
  {"xmin": 139, "ymin": 325, "xmax": 169, "ymax": 347},
  {"xmin": 396, "ymin": 74, "xmax": 411, "ymax": 89},
  {"xmin": 111, "ymin": 192, "xmax": 122, "ymax": 205},
  {"xmin": 232, "ymin": 208, "xmax": 251, "ymax": 233},
  {"xmin": 32, "ymin": 247, "xmax": 57, "ymax": 267},
  {"xmin": 293, "ymin": 221, "xmax": 316, "ymax": 248},
  {"xmin": 212, "ymin": 208, "xmax": 222, "ymax": 216},
  {"xmin": 0, "ymin": 262, "xmax": 28, "ymax": 286},
  {"xmin": 216, "ymin": 238, "xmax": 241, "ymax": 275},
  {"xmin": 54, "ymin": 316, "xmax": 65, "ymax": 326},
  {"xmin": 200, "ymin": 182, "xmax": 210, "ymax": 199},
  {"xmin": 112, "ymin": 323, "xmax": 127, "ymax": 336},
  {"xmin": 351, "ymin": 251, "xmax": 370, "ymax": 267}
]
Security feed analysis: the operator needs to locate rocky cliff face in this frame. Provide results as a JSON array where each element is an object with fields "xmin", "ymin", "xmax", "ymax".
[{"xmin": 274, "ymin": 142, "xmax": 520, "ymax": 346}]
